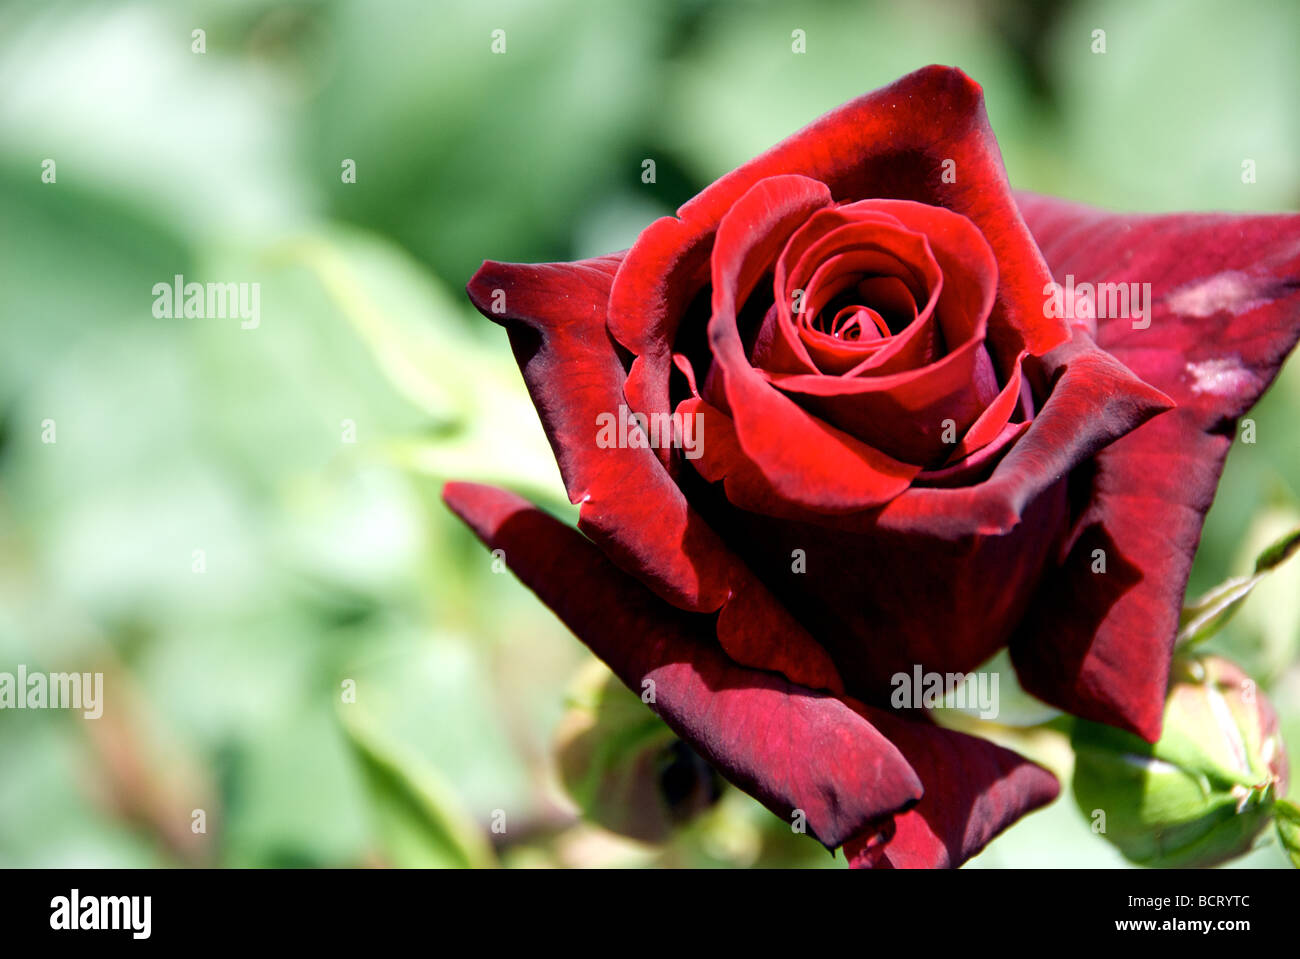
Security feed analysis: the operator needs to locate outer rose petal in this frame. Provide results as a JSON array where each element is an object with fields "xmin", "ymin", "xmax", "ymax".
[
  {"xmin": 1010, "ymin": 195, "xmax": 1300, "ymax": 741},
  {"xmin": 442, "ymin": 482, "xmax": 924, "ymax": 848},
  {"xmin": 609, "ymin": 64, "xmax": 1069, "ymax": 429},
  {"xmin": 465, "ymin": 257, "xmax": 844, "ymax": 693},
  {"xmin": 843, "ymin": 707, "xmax": 1060, "ymax": 869}
]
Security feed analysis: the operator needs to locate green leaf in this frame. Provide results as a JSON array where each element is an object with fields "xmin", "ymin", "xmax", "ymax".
[
  {"xmin": 340, "ymin": 707, "xmax": 495, "ymax": 868},
  {"xmin": 1254, "ymin": 527, "xmax": 1300, "ymax": 574},
  {"xmin": 1277, "ymin": 799, "xmax": 1300, "ymax": 868},
  {"xmin": 276, "ymin": 228, "xmax": 570, "ymax": 507},
  {"xmin": 272, "ymin": 230, "xmax": 478, "ymax": 426},
  {"xmin": 1178, "ymin": 526, "xmax": 1300, "ymax": 647}
]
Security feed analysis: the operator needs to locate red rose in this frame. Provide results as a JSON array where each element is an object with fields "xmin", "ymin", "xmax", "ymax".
[{"xmin": 445, "ymin": 66, "xmax": 1300, "ymax": 867}]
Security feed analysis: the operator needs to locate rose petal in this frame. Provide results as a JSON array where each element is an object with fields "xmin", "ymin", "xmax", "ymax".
[
  {"xmin": 764, "ymin": 340, "xmax": 993, "ymax": 467},
  {"xmin": 683, "ymin": 66, "xmax": 1068, "ymax": 360},
  {"xmin": 914, "ymin": 420, "xmax": 1030, "ymax": 489},
  {"xmin": 1009, "ymin": 195, "xmax": 1300, "ymax": 741},
  {"xmin": 683, "ymin": 331, "xmax": 1172, "ymax": 704},
  {"xmin": 610, "ymin": 65, "xmax": 1070, "ymax": 432},
  {"xmin": 777, "ymin": 206, "xmax": 944, "ymax": 377},
  {"xmin": 695, "ymin": 329, "xmax": 1172, "ymax": 536},
  {"xmin": 702, "ymin": 174, "xmax": 921, "ymax": 510},
  {"xmin": 835, "ymin": 199, "xmax": 1004, "ymax": 368},
  {"xmin": 751, "ymin": 209, "xmax": 939, "ymax": 378},
  {"xmin": 465, "ymin": 257, "xmax": 844, "ymax": 692},
  {"xmin": 608, "ymin": 216, "xmax": 715, "ymax": 471},
  {"xmin": 843, "ymin": 706, "xmax": 1060, "ymax": 868},
  {"xmin": 758, "ymin": 201, "xmax": 1003, "ymax": 465},
  {"xmin": 945, "ymin": 350, "xmax": 1028, "ymax": 463},
  {"xmin": 443, "ymin": 482, "xmax": 924, "ymax": 848}
]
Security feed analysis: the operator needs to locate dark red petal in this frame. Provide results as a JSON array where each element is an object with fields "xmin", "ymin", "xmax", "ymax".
[
  {"xmin": 795, "ymin": 247, "xmax": 938, "ymax": 375},
  {"xmin": 913, "ymin": 420, "xmax": 1029, "ymax": 489},
  {"xmin": 443, "ymin": 482, "xmax": 923, "ymax": 848},
  {"xmin": 777, "ymin": 206, "xmax": 943, "ymax": 377},
  {"xmin": 869, "ymin": 329, "xmax": 1173, "ymax": 539},
  {"xmin": 766, "ymin": 338, "xmax": 998, "ymax": 467},
  {"xmin": 833, "ymin": 199, "xmax": 1002, "ymax": 366},
  {"xmin": 682, "ymin": 331, "xmax": 1172, "ymax": 706},
  {"xmin": 740, "ymin": 197, "xmax": 1006, "ymax": 466},
  {"xmin": 467, "ymin": 255, "xmax": 723, "ymax": 610},
  {"xmin": 701, "ymin": 329, "xmax": 1171, "ymax": 537},
  {"xmin": 465, "ymin": 258, "xmax": 843, "ymax": 693},
  {"xmin": 843, "ymin": 707, "xmax": 1060, "ymax": 868},
  {"xmin": 703, "ymin": 175, "xmax": 921, "ymax": 510},
  {"xmin": 608, "ymin": 216, "xmax": 714, "ymax": 455},
  {"xmin": 1010, "ymin": 195, "xmax": 1300, "ymax": 741},
  {"xmin": 756, "ymin": 209, "xmax": 934, "ymax": 377},
  {"xmin": 677, "ymin": 396, "xmax": 785, "ymax": 515},
  {"xmin": 946, "ymin": 350, "xmax": 1027, "ymax": 462},
  {"xmin": 681, "ymin": 65, "xmax": 1069, "ymax": 361}
]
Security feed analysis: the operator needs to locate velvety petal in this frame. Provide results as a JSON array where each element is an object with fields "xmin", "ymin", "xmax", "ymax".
[
  {"xmin": 1010, "ymin": 195, "xmax": 1300, "ymax": 741},
  {"xmin": 833, "ymin": 199, "xmax": 1003, "ymax": 369},
  {"xmin": 775, "ymin": 201, "xmax": 999, "ymax": 382},
  {"xmin": 807, "ymin": 276, "xmax": 920, "ymax": 375},
  {"xmin": 946, "ymin": 350, "xmax": 1028, "ymax": 462},
  {"xmin": 702, "ymin": 175, "xmax": 921, "ymax": 510},
  {"xmin": 684, "ymin": 66, "xmax": 1068, "ymax": 360},
  {"xmin": 776, "ymin": 206, "xmax": 944, "ymax": 377},
  {"xmin": 443, "ymin": 482, "xmax": 923, "ymax": 848},
  {"xmin": 715, "ymin": 194, "xmax": 1013, "ymax": 466},
  {"xmin": 843, "ymin": 707, "xmax": 1060, "ymax": 868},
  {"xmin": 767, "ymin": 339, "xmax": 1000, "ymax": 467},
  {"xmin": 465, "ymin": 257, "xmax": 843, "ymax": 692},
  {"xmin": 610, "ymin": 65, "xmax": 1070, "ymax": 429},
  {"xmin": 856, "ymin": 330, "xmax": 1173, "ymax": 538},
  {"xmin": 914, "ymin": 420, "xmax": 1029, "ymax": 489},
  {"xmin": 466, "ymin": 255, "xmax": 722, "ymax": 608},
  {"xmin": 796, "ymin": 247, "xmax": 937, "ymax": 374},
  {"xmin": 608, "ymin": 216, "xmax": 714, "ymax": 471},
  {"xmin": 682, "ymin": 330, "xmax": 1172, "ymax": 705},
  {"xmin": 677, "ymin": 396, "xmax": 787, "ymax": 516},
  {"xmin": 760, "ymin": 201, "xmax": 1006, "ymax": 464},
  {"xmin": 694, "ymin": 329, "xmax": 1172, "ymax": 537},
  {"xmin": 753, "ymin": 215, "xmax": 934, "ymax": 377}
]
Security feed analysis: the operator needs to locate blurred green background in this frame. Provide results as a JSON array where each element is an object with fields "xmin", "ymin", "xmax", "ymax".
[{"xmin": 1, "ymin": 0, "xmax": 1297, "ymax": 868}]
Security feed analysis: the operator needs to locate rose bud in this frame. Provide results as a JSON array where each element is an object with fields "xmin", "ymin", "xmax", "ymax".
[
  {"xmin": 1071, "ymin": 655, "xmax": 1288, "ymax": 868},
  {"xmin": 555, "ymin": 664, "xmax": 723, "ymax": 843}
]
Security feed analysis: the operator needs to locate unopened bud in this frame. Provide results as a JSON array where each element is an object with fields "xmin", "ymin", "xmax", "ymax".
[
  {"xmin": 555, "ymin": 663, "xmax": 723, "ymax": 843},
  {"xmin": 1071, "ymin": 655, "xmax": 1288, "ymax": 867}
]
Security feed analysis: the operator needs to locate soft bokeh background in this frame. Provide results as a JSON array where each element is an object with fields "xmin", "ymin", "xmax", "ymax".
[{"xmin": 1, "ymin": 0, "xmax": 1297, "ymax": 868}]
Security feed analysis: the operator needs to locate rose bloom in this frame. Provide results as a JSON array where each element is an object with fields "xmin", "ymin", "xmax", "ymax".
[{"xmin": 445, "ymin": 66, "xmax": 1300, "ymax": 867}]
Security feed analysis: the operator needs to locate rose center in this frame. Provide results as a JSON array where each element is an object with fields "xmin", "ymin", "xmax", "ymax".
[
  {"xmin": 811, "ymin": 275, "xmax": 917, "ymax": 342},
  {"xmin": 822, "ymin": 304, "xmax": 889, "ymax": 341}
]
